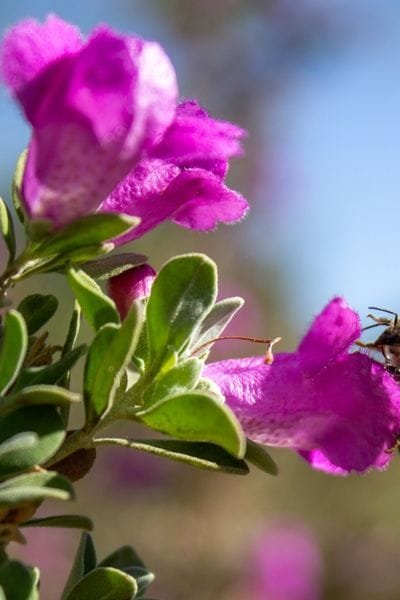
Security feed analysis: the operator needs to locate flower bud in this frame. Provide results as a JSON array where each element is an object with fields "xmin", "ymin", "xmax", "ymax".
[{"xmin": 109, "ymin": 263, "xmax": 156, "ymax": 319}]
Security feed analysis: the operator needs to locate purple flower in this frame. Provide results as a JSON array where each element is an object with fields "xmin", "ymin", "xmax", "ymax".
[
  {"xmin": 100, "ymin": 100, "xmax": 248, "ymax": 243},
  {"xmin": 1, "ymin": 18, "xmax": 248, "ymax": 238},
  {"xmin": 1, "ymin": 15, "xmax": 177, "ymax": 226},
  {"xmin": 108, "ymin": 263, "xmax": 156, "ymax": 318},
  {"xmin": 249, "ymin": 523, "xmax": 323, "ymax": 600},
  {"xmin": 204, "ymin": 297, "xmax": 400, "ymax": 475}
]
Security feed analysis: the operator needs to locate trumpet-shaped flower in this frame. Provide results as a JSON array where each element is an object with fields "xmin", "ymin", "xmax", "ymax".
[
  {"xmin": 100, "ymin": 100, "xmax": 248, "ymax": 243},
  {"xmin": 205, "ymin": 297, "xmax": 400, "ymax": 474},
  {"xmin": 1, "ymin": 17, "xmax": 248, "ymax": 239}
]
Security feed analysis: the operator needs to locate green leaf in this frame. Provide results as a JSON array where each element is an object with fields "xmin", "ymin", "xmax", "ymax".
[
  {"xmin": 94, "ymin": 438, "xmax": 249, "ymax": 475},
  {"xmin": 62, "ymin": 533, "xmax": 97, "ymax": 600},
  {"xmin": 64, "ymin": 567, "xmax": 138, "ymax": 600},
  {"xmin": 0, "ymin": 406, "xmax": 65, "ymax": 476},
  {"xmin": 16, "ymin": 345, "xmax": 86, "ymax": 389},
  {"xmin": 137, "ymin": 392, "xmax": 246, "ymax": 458},
  {"xmin": 60, "ymin": 303, "xmax": 82, "ymax": 390},
  {"xmin": 67, "ymin": 266, "xmax": 119, "ymax": 330},
  {"xmin": 83, "ymin": 252, "xmax": 147, "ymax": 280},
  {"xmin": 189, "ymin": 296, "xmax": 244, "ymax": 355},
  {"xmin": 142, "ymin": 358, "xmax": 202, "ymax": 408},
  {"xmin": 245, "ymin": 439, "xmax": 279, "ymax": 476},
  {"xmin": 0, "ymin": 560, "xmax": 39, "ymax": 600},
  {"xmin": 17, "ymin": 294, "xmax": 58, "ymax": 334},
  {"xmin": 0, "ymin": 198, "xmax": 16, "ymax": 263},
  {"xmin": 22, "ymin": 514, "xmax": 93, "ymax": 531},
  {"xmin": 0, "ymin": 385, "xmax": 80, "ymax": 419},
  {"xmin": 146, "ymin": 254, "xmax": 217, "ymax": 367},
  {"xmin": 0, "ymin": 471, "xmax": 74, "ymax": 506},
  {"xmin": 84, "ymin": 303, "xmax": 143, "ymax": 427},
  {"xmin": 99, "ymin": 545, "xmax": 145, "ymax": 571},
  {"xmin": 98, "ymin": 546, "xmax": 155, "ymax": 596},
  {"xmin": 0, "ymin": 310, "xmax": 28, "ymax": 394},
  {"xmin": 0, "ymin": 433, "xmax": 38, "ymax": 464},
  {"xmin": 11, "ymin": 149, "xmax": 27, "ymax": 224},
  {"xmin": 35, "ymin": 214, "xmax": 139, "ymax": 257}
]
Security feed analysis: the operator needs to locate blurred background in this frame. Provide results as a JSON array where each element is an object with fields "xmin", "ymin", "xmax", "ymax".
[{"xmin": 2, "ymin": 1, "xmax": 400, "ymax": 598}]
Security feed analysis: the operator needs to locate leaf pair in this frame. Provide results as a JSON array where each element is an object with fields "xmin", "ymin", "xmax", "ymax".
[{"xmin": 62, "ymin": 534, "xmax": 154, "ymax": 600}]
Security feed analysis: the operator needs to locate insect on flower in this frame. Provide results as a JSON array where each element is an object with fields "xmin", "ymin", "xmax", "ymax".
[{"xmin": 357, "ymin": 306, "xmax": 400, "ymax": 382}]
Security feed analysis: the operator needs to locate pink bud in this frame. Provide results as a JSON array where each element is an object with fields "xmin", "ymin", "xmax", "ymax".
[{"xmin": 109, "ymin": 263, "xmax": 156, "ymax": 318}]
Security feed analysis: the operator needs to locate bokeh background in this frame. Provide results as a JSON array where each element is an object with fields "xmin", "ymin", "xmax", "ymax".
[{"xmin": 1, "ymin": 1, "xmax": 400, "ymax": 598}]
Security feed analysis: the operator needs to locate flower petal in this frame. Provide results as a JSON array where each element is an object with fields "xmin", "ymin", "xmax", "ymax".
[
  {"xmin": 152, "ymin": 99, "xmax": 246, "ymax": 165},
  {"xmin": 2, "ymin": 17, "xmax": 178, "ymax": 227},
  {"xmin": 171, "ymin": 168, "xmax": 249, "ymax": 230},
  {"xmin": 102, "ymin": 163, "xmax": 249, "ymax": 243},
  {"xmin": 298, "ymin": 297, "xmax": 361, "ymax": 367},
  {"xmin": 205, "ymin": 352, "xmax": 400, "ymax": 474},
  {"xmin": 1, "ymin": 15, "xmax": 82, "ymax": 95}
]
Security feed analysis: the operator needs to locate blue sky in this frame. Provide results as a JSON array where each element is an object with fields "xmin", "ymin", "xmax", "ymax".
[{"xmin": 1, "ymin": 1, "xmax": 399, "ymax": 328}]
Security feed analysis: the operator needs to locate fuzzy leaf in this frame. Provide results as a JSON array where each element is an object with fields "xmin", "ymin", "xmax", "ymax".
[
  {"xmin": 67, "ymin": 266, "xmax": 119, "ymax": 330},
  {"xmin": 35, "ymin": 214, "xmax": 139, "ymax": 257},
  {"xmin": 0, "ymin": 310, "xmax": 28, "ymax": 394},
  {"xmin": 64, "ymin": 567, "xmax": 138, "ymax": 600},
  {"xmin": 0, "ymin": 197, "xmax": 16, "ymax": 262},
  {"xmin": 16, "ymin": 346, "xmax": 86, "ymax": 390},
  {"xmin": 11, "ymin": 150, "xmax": 27, "ymax": 224},
  {"xmin": 84, "ymin": 303, "xmax": 143, "ymax": 427},
  {"xmin": 146, "ymin": 254, "xmax": 217, "ymax": 368},
  {"xmin": 142, "ymin": 358, "xmax": 202, "ymax": 407},
  {"xmin": 0, "ymin": 560, "xmax": 39, "ymax": 600},
  {"xmin": 245, "ymin": 439, "xmax": 279, "ymax": 475},
  {"xmin": 17, "ymin": 294, "xmax": 58, "ymax": 335},
  {"xmin": 22, "ymin": 514, "xmax": 93, "ymax": 531},
  {"xmin": 95, "ymin": 438, "xmax": 249, "ymax": 475},
  {"xmin": 189, "ymin": 297, "xmax": 244, "ymax": 355},
  {"xmin": 0, "ymin": 471, "xmax": 74, "ymax": 506},
  {"xmin": 83, "ymin": 253, "xmax": 147, "ymax": 280},
  {"xmin": 137, "ymin": 392, "xmax": 246, "ymax": 458},
  {"xmin": 0, "ymin": 385, "xmax": 79, "ymax": 419},
  {"xmin": 62, "ymin": 533, "xmax": 97, "ymax": 600},
  {"xmin": 0, "ymin": 406, "xmax": 65, "ymax": 476}
]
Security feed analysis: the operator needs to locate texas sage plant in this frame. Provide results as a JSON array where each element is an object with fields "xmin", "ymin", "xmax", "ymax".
[{"xmin": 0, "ymin": 14, "xmax": 399, "ymax": 599}]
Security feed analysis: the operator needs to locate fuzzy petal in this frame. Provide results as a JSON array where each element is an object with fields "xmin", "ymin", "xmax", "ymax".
[
  {"xmin": 2, "ymin": 16, "xmax": 178, "ymax": 226},
  {"xmin": 152, "ymin": 99, "xmax": 246, "ymax": 165},
  {"xmin": 171, "ymin": 169, "xmax": 249, "ymax": 230},
  {"xmin": 205, "ymin": 298, "xmax": 400, "ymax": 475},
  {"xmin": 102, "ymin": 163, "xmax": 248, "ymax": 243},
  {"xmin": 298, "ymin": 297, "xmax": 361, "ymax": 367},
  {"xmin": 1, "ymin": 15, "xmax": 82, "ymax": 94}
]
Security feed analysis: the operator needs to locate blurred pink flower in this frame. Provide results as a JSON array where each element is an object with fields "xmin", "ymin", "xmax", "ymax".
[
  {"xmin": 249, "ymin": 523, "xmax": 323, "ymax": 600},
  {"xmin": 205, "ymin": 297, "xmax": 400, "ymax": 474}
]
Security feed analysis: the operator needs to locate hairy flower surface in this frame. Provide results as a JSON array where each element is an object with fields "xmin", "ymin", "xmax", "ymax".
[
  {"xmin": 1, "ymin": 14, "xmax": 177, "ymax": 225},
  {"xmin": 1, "ymin": 18, "xmax": 248, "ymax": 238},
  {"xmin": 205, "ymin": 297, "xmax": 400, "ymax": 474},
  {"xmin": 109, "ymin": 263, "xmax": 156, "ymax": 318},
  {"xmin": 100, "ymin": 100, "xmax": 248, "ymax": 243}
]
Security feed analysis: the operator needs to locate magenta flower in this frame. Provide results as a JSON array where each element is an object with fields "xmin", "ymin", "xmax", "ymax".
[
  {"xmin": 100, "ymin": 100, "xmax": 248, "ymax": 243},
  {"xmin": 249, "ymin": 523, "xmax": 323, "ymax": 600},
  {"xmin": 108, "ymin": 263, "xmax": 156, "ymax": 318},
  {"xmin": 205, "ymin": 297, "xmax": 400, "ymax": 474},
  {"xmin": 1, "ymin": 17, "xmax": 248, "ymax": 239},
  {"xmin": 1, "ymin": 14, "xmax": 177, "ymax": 226}
]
